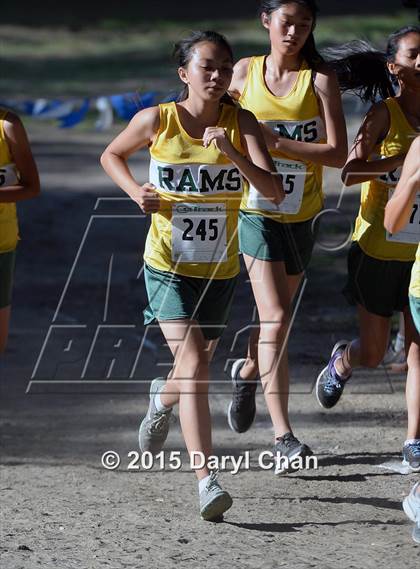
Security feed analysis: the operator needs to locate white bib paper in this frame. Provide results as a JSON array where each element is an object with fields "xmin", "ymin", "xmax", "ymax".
[
  {"xmin": 378, "ymin": 167, "xmax": 402, "ymax": 187},
  {"xmin": 262, "ymin": 116, "xmax": 326, "ymax": 143},
  {"xmin": 247, "ymin": 158, "xmax": 307, "ymax": 214},
  {"xmin": 386, "ymin": 189, "xmax": 420, "ymax": 244},
  {"xmin": 149, "ymin": 158, "xmax": 242, "ymax": 196},
  {"xmin": 171, "ymin": 202, "xmax": 228, "ymax": 263},
  {"xmin": 375, "ymin": 153, "xmax": 402, "ymax": 187},
  {"xmin": 0, "ymin": 163, "xmax": 19, "ymax": 188}
]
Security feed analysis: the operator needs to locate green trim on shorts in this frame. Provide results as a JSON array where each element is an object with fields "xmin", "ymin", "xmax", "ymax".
[
  {"xmin": 143, "ymin": 264, "xmax": 237, "ymax": 340},
  {"xmin": 343, "ymin": 242, "xmax": 412, "ymax": 318},
  {"xmin": 238, "ymin": 211, "xmax": 316, "ymax": 275},
  {"xmin": 0, "ymin": 249, "xmax": 16, "ymax": 309},
  {"xmin": 409, "ymin": 294, "xmax": 420, "ymax": 336}
]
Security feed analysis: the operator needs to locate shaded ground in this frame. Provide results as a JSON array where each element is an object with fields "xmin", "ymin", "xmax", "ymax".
[{"xmin": 0, "ymin": 111, "xmax": 418, "ymax": 568}]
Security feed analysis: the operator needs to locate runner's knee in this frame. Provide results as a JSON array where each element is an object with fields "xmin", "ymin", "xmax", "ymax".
[
  {"xmin": 406, "ymin": 340, "xmax": 420, "ymax": 371},
  {"xmin": 174, "ymin": 353, "xmax": 209, "ymax": 386},
  {"xmin": 259, "ymin": 310, "xmax": 290, "ymax": 341}
]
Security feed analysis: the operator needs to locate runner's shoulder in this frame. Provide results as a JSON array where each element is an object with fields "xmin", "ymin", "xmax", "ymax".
[
  {"xmin": 230, "ymin": 57, "xmax": 253, "ymax": 99},
  {"xmin": 233, "ymin": 57, "xmax": 253, "ymax": 80},
  {"xmin": 131, "ymin": 105, "xmax": 161, "ymax": 135},
  {"xmin": 1, "ymin": 109, "xmax": 23, "ymax": 130},
  {"xmin": 361, "ymin": 100, "xmax": 390, "ymax": 142}
]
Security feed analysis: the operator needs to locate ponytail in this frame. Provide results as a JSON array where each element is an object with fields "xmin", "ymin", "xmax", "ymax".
[
  {"xmin": 324, "ymin": 41, "xmax": 394, "ymax": 102},
  {"xmin": 324, "ymin": 26, "xmax": 420, "ymax": 103},
  {"xmin": 301, "ymin": 30, "xmax": 324, "ymax": 70}
]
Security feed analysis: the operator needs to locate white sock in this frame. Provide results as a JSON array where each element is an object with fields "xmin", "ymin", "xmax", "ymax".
[
  {"xmin": 333, "ymin": 359, "xmax": 351, "ymax": 380},
  {"xmin": 154, "ymin": 391, "xmax": 171, "ymax": 412},
  {"xmin": 198, "ymin": 475, "xmax": 211, "ymax": 494},
  {"xmin": 394, "ymin": 332, "xmax": 405, "ymax": 352},
  {"xmin": 404, "ymin": 439, "xmax": 420, "ymax": 447}
]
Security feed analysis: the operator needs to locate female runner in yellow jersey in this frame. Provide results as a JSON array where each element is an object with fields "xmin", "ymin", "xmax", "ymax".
[
  {"xmin": 227, "ymin": 0, "xmax": 347, "ymax": 470},
  {"xmin": 385, "ymin": 136, "xmax": 420, "ymax": 334},
  {"xmin": 101, "ymin": 31, "xmax": 283, "ymax": 521},
  {"xmin": 385, "ymin": 138, "xmax": 420, "ymax": 541},
  {"xmin": 0, "ymin": 110, "xmax": 40, "ymax": 354},
  {"xmin": 315, "ymin": 26, "xmax": 420, "ymax": 472}
]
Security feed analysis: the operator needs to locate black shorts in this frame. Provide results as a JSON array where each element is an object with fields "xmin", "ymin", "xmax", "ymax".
[
  {"xmin": 343, "ymin": 242, "xmax": 413, "ymax": 317},
  {"xmin": 0, "ymin": 250, "xmax": 16, "ymax": 309}
]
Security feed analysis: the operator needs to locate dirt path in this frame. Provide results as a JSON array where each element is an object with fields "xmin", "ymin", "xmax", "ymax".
[{"xmin": 1, "ymin": 117, "xmax": 418, "ymax": 568}]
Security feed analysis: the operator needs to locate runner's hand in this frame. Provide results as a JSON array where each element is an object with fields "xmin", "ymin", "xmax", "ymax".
[
  {"xmin": 203, "ymin": 127, "xmax": 236, "ymax": 158},
  {"xmin": 136, "ymin": 183, "xmax": 160, "ymax": 214}
]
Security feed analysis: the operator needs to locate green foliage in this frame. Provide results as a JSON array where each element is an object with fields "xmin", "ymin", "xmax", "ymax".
[{"xmin": 1, "ymin": 11, "xmax": 416, "ymax": 97}]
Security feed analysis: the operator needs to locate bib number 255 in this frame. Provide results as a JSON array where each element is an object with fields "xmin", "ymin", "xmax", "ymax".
[{"xmin": 0, "ymin": 163, "xmax": 19, "ymax": 188}]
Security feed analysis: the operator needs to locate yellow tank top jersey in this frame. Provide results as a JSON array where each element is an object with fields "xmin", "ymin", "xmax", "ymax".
[
  {"xmin": 410, "ymin": 244, "xmax": 420, "ymax": 299},
  {"xmin": 144, "ymin": 102, "xmax": 245, "ymax": 279},
  {"xmin": 0, "ymin": 110, "xmax": 19, "ymax": 253},
  {"xmin": 352, "ymin": 98, "xmax": 418, "ymax": 262},
  {"xmin": 238, "ymin": 56, "xmax": 326, "ymax": 223}
]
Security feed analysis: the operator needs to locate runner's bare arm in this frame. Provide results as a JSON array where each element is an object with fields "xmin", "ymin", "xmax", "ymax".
[
  {"xmin": 203, "ymin": 110, "xmax": 284, "ymax": 204},
  {"xmin": 228, "ymin": 58, "xmax": 252, "ymax": 100},
  {"xmin": 236, "ymin": 109, "xmax": 284, "ymax": 203},
  {"xmin": 266, "ymin": 66, "xmax": 348, "ymax": 168},
  {"xmin": 100, "ymin": 106, "xmax": 161, "ymax": 212},
  {"xmin": 341, "ymin": 102, "xmax": 406, "ymax": 186},
  {"xmin": 203, "ymin": 111, "xmax": 284, "ymax": 205},
  {"xmin": 0, "ymin": 112, "xmax": 40, "ymax": 203},
  {"xmin": 384, "ymin": 136, "xmax": 420, "ymax": 233},
  {"xmin": 221, "ymin": 109, "xmax": 285, "ymax": 204}
]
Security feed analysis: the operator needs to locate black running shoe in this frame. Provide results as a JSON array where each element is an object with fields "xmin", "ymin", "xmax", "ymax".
[
  {"xmin": 315, "ymin": 340, "xmax": 350, "ymax": 409},
  {"xmin": 273, "ymin": 432, "xmax": 313, "ymax": 475},
  {"xmin": 227, "ymin": 359, "xmax": 258, "ymax": 433},
  {"xmin": 403, "ymin": 441, "xmax": 420, "ymax": 472}
]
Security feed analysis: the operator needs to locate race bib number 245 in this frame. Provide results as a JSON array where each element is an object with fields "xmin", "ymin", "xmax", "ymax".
[{"xmin": 171, "ymin": 202, "xmax": 228, "ymax": 263}]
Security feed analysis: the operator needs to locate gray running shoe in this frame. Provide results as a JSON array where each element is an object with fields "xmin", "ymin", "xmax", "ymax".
[
  {"xmin": 227, "ymin": 359, "xmax": 258, "ymax": 434},
  {"xmin": 199, "ymin": 471, "xmax": 233, "ymax": 521},
  {"xmin": 413, "ymin": 523, "xmax": 420, "ymax": 544},
  {"xmin": 402, "ymin": 441, "xmax": 420, "ymax": 472},
  {"xmin": 403, "ymin": 482, "xmax": 420, "ymax": 543},
  {"xmin": 382, "ymin": 342, "xmax": 406, "ymax": 366},
  {"xmin": 273, "ymin": 432, "xmax": 313, "ymax": 475},
  {"xmin": 382, "ymin": 337, "xmax": 407, "ymax": 373},
  {"xmin": 138, "ymin": 378, "xmax": 172, "ymax": 455}
]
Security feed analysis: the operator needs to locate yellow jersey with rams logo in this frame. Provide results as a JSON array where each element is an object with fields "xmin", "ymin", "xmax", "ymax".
[
  {"xmin": 0, "ymin": 109, "xmax": 19, "ymax": 253},
  {"xmin": 238, "ymin": 56, "xmax": 326, "ymax": 223},
  {"xmin": 144, "ymin": 102, "xmax": 245, "ymax": 279},
  {"xmin": 410, "ymin": 244, "xmax": 420, "ymax": 299},
  {"xmin": 353, "ymin": 98, "xmax": 418, "ymax": 261}
]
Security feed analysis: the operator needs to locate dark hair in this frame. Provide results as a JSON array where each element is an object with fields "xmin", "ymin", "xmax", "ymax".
[
  {"xmin": 259, "ymin": 0, "xmax": 324, "ymax": 69},
  {"xmin": 173, "ymin": 30, "xmax": 236, "ymax": 105},
  {"xmin": 325, "ymin": 26, "xmax": 420, "ymax": 103}
]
